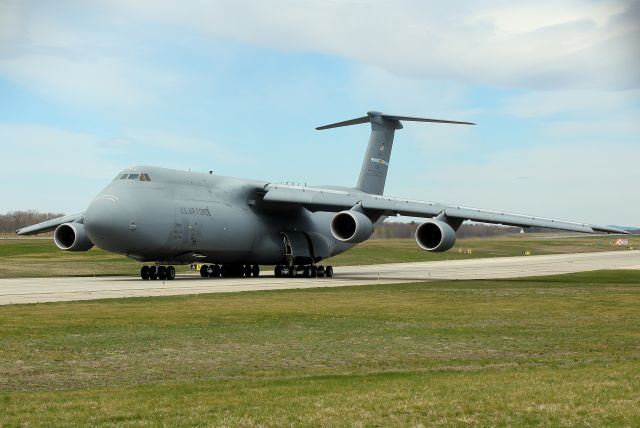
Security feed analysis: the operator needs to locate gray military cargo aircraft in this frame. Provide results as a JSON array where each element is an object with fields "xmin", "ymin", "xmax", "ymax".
[{"xmin": 17, "ymin": 112, "xmax": 628, "ymax": 280}]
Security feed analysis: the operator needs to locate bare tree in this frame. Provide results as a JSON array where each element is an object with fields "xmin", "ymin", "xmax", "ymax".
[{"xmin": 0, "ymin": 210, "xmax": 64, "ymax": 234}]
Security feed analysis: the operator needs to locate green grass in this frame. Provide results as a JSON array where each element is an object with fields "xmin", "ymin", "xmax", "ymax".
[
  {"xmin": 1, "ymin": 270, "xmax": 639, "ymax": 426},
  {"xmin": 1, "ymin": 234, "xmax": 637, "ymax": 278}
]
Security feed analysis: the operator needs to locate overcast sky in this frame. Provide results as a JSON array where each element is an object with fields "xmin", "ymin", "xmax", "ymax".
[{"xmin": 1, "ymin": 0, "xmax": 638, "ymax": 226}]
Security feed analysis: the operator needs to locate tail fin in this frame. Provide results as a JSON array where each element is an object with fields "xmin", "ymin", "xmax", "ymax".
[{"xmin": 316, "ymin": 111, "xmax": 474, "ymax": 195}]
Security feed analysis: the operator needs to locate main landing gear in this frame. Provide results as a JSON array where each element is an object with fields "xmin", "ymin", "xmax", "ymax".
[
  {"xmin": 140, "ymin": 265, "xmax": 175, "ymax": 281},
  {"xmin": 274, "ymin": 265, "xmax": 333, "ymax": 278},
  {"xmin": 199, "ymin": 264, "xmax": 260, "ymax": 278}
]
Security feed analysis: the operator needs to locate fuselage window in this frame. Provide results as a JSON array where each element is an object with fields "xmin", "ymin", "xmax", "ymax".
[
  {"xmin": 128, "ymin": 174, "xmax": 140, "ymax": 180},
  {"xmin": 119, "ymin": 174, "xmax": 128, "ymax": 180},
  {"xmin": 139, "ymin": 173, "xmax": 151, "ymax": 181}
]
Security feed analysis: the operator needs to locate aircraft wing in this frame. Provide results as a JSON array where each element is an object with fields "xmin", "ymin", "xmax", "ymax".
[
  {"xmin": 15, "ymin": 212, "xmax": 85, "ymax": 236},
  {"xmin": 263, "ymin": 184, "xmax": 628, "ymax": 234}
]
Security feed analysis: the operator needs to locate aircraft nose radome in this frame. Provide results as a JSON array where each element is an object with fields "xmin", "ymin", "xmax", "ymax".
[{"xmin": 84, "ymin": 196, "xmax": 128, "ymax": 252}]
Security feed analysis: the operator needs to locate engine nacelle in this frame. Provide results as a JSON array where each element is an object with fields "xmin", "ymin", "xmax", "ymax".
[
  {"xmin": 54, "ymin": 223, "xmax": 94, "ymax": 251},
  {"xmin": 415, "ymin": 219, "xmax": 457, "ymax": 252},
  {"xmin": 330, "ymin": 210, "xmax": 374, "ymax": 243}
]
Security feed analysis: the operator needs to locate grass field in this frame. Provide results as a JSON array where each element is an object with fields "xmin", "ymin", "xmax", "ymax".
[
  {"xmin": 0, "ymin": 233, "xmax": 637, "ymax": 278},
  {"xmin": 1, "ymin": 270, "xmax": 639, "ymax": 426}
]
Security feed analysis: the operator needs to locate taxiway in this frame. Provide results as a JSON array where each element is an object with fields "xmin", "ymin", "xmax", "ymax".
[{"xmin": 1, "ymin": 250, "xmax": 638, "ymax": 305}]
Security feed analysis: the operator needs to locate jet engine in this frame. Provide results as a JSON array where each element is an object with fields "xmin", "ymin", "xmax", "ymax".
[
  {"xmin": 415, "ymin": 219, "xmax": 456, "ymax": 252},
  {"xmin": 54, "ymin": 223, "xmax": 94, "ymax": 251},
  {"xmin": 330, "ymin": 210, "xmax": 374, "ymax": 243}
]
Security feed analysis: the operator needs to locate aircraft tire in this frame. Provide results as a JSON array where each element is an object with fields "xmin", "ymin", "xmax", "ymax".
[
  {"xmin": 243, "ymin": 264, "xmax": 252, "ymax": 277},
  {"xmin": 166, "ymin": 266, "xmax": 176, "ymax": 280},
  {"xmin": 158, "ymin": 266, "xmax": 167, "ymax": 280},
  {"xmin": 325, "ymin": 265, "xmax": 334, "ymax": 278},
  {"xmin": 310, "ymin": 265, "xmax": 318, "ymax": 278},
  {"xmin": 141, "ymin": 265, "xmax": 150, "ymax": 280},
  {"xmin": 149, "ymin": 266, "xmax": 158, "ymax": 280},
  {"xmin": 316, "ymin": 265, "xmax": 325, "ymax": 278},
  {"xmin": 200, "ymin": 265, "xmax": 209, "ymax": 278},
  {"xmin": 274, "ymin": 265, "xmax": 282, "ymax": 277},
  {"xmin": 252, "ymin": 265, "xmax": 260, "ymax": 277},
  {"xmin": 288, "ymin": 266, "xmax": 295, "ymax": 278},
  {"xmin": 303, "ymin": 266, "xmax": 312, "ymax": 278},
  {"xmin": 211, "ymin": 264, "xmax": 221, "ymax": 278}
]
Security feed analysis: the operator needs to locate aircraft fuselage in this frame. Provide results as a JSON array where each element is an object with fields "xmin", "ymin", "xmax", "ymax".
[{"xmin": 83, "ymin": 166, "xmax": 353, "ymax": 265}]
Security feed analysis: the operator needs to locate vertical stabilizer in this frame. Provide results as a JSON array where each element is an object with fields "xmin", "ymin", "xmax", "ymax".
[
  {"xmin": 356, "ymin": 112, "xmax": 401, "ymax": 195},
  {"xmin": 315, "ymin": 111, "xmax": 474, "ymax": 195}
]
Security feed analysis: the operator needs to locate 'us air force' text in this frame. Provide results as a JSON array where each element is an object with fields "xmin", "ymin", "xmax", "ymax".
[{"xmin": 179, "ymin": 207, "xmax": 212, "ymax": 216}]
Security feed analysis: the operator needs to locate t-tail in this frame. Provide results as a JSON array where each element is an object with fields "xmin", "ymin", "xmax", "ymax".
[{"xmin": 316, "ymin": 111, "xmax": 475, "ymax": 195}]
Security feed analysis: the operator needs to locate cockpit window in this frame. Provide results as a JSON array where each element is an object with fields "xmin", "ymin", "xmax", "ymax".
[{"xmin": 119, "ymin": 173, "xmax": 150, "ymax": 182}]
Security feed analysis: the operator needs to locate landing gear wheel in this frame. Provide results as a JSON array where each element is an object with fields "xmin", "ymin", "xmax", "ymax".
[
  {"xmin": 149, "ymin": 266, "xmax": 158, "ymax": 280},
  {"xmin": 288, "ymin": 266, "xmax": 295, "ymax": 278},
  {"xmin": 303, "ymin": 266, "xmax": 312, "ymax": 278},
  {"xmin": 244, "ymin": 264, "xmax": 252, "ymax": 277},
  {"xmin": 274, "ymin": 265, "xmax": 282, "ymax": 277},
  {"xmin": 325, "ymin": 265, "xmax": 334, "ymax": 278},
  {"xmin": 310, "ymin": 265, "xmax": 318, "ymax": 278},
  {"xmin": 252, "ymin": 265, "xmax": 260, "ymax": 277},
  {"xmin": 211, "ymin": 264, "xmax": 221, "ymax": 278},
  {"xmin": 166, "ymin": 266, "xmax": 176, "ymax": 280},
  {"xmin": 316, "ymin": 265, "xmax": 325, "ymax": 278},
  {"xmin": 296, "ymin": 265, "xmax": 304, "ymax": 278},
  {"xmin": 200, "ymin": 265, "xmax": 209, "ymax": 278},
  {"xmin": 158, "ymin": 265, "xmax": 167, "ymax": 280},
  {"xmin": 141, "ymin": 265, "xmax": 150, "ymax": 280}
]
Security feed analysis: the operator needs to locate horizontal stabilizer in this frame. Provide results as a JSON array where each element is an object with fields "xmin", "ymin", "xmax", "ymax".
[
  {"xmin": 316, "ymin": 111, "xmax": 475, "ymax": 130},
  {"xmin": 315, "ymin": 116, "xmax": 371, "ymax": 130}
]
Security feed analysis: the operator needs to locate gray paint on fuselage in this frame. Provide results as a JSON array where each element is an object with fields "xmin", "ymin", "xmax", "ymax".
[{"xmin": 84, "ymin": 166, "xmax": 354, "ymax": 265}]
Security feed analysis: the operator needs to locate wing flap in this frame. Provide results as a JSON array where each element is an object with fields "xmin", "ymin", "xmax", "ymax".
[{"xmin": 16, "ymin": 212, "xmax": 85, "ymax": 236}]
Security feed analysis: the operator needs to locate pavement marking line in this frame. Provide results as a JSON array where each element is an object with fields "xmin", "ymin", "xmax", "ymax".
[{"xmin": 0, "ymin": 250, "xmax": 638, "ymax": 305}]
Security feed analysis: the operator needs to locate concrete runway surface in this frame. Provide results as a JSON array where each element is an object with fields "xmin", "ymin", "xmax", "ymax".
[{"xmin": 1, "ymin": 250, "xmax": 639, "ymax": 305}]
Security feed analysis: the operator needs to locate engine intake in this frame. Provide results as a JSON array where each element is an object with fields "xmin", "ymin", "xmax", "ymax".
[
  {"xmin": 330, "ymin": 210, "xmax": 374, "ymax": 243},
  {"xmin": 54, "ymin": 223, "xmax": 94, "ymax": 251},
  {"xmin": 415, "ymin": 219, "xmax": 456, "ymax": 252}
]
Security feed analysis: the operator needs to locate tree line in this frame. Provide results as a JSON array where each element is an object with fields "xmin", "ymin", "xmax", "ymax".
[
  {"xmin": 5, "ymin": 210, "xmax": 630, "ymax": 237},
  {"xmin": 0, "ymin": 210, "xmax": 64, "ymax": 234},
  {"xmin": 371, "ymin": 221, "xmax": 521, "ymax": 239}
]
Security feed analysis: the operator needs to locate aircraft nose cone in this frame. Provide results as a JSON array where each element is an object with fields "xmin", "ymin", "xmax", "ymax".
[{"xmin": 84, "ymin": 196, "xmax": 129, "ymax": 253}]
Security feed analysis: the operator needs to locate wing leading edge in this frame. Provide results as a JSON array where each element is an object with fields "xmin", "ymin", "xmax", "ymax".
[
  {"xmin": 263, "ymin": 184, "xmax": 628, "ymax": 234},
  {"xmin": 16, "ymin": 212, "xmax": 85, "ymax": 236}
]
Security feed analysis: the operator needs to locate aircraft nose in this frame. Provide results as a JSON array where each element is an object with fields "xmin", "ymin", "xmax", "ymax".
[{"xmin": 84, "ymin": 196, "xmax": 130, "ymax": 253}]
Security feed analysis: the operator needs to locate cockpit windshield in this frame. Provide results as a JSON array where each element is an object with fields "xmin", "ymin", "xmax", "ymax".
[{"xmin": 116, "ymin": 172, "xmax": 152, "ymax": 181}]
